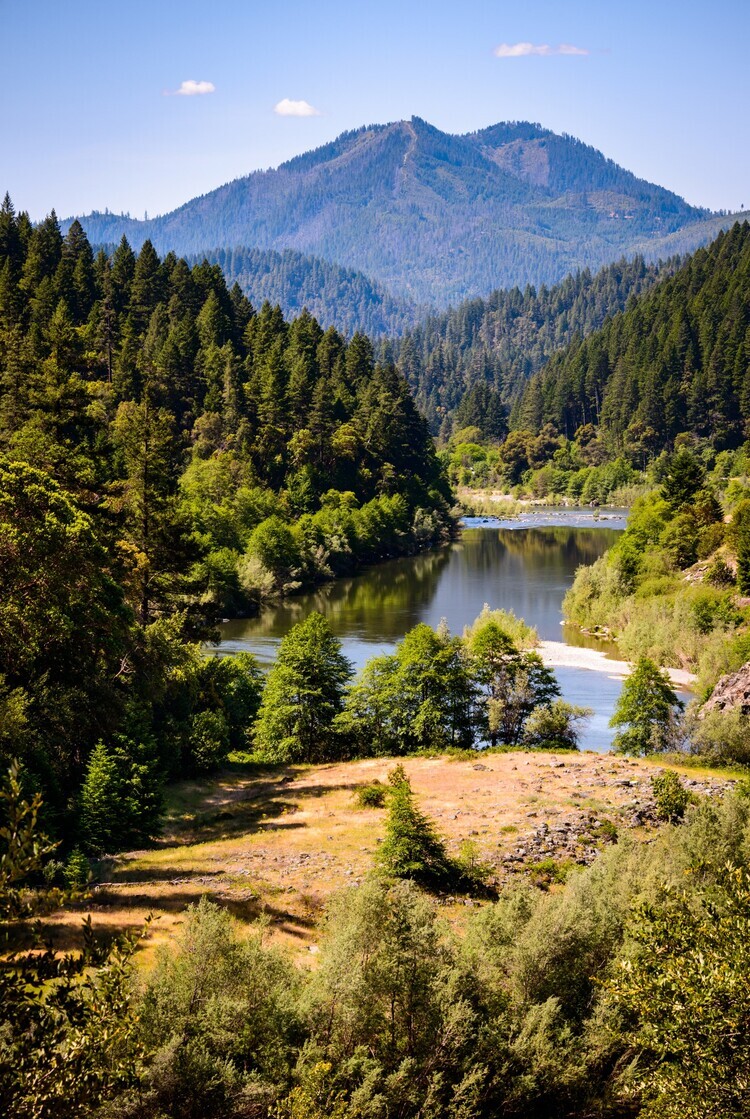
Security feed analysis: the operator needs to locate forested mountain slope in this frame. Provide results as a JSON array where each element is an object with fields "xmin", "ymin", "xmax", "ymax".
[
  {"xmin": 194, "ymin": 245, "xmax": 421, "ymax": 337},
  {"xmin": 66, "ymin": 118, "xmax": 732, "ymax": 304},
  {"xmin": 388, "ymin": 254, "xmax": 679, "ymax": 432},
  {"xmin": 515, "ymin": 222, "xmax": 750, "ymax": 449}
]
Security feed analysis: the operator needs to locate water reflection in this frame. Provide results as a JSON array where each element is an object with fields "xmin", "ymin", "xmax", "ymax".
[
  {"xmin": 218, "ymin": 514, "xmax": 641, "ymax": 750},
  {"xmin": 219, "ymin": 526, "xmax": 623, "ymax": 663}
]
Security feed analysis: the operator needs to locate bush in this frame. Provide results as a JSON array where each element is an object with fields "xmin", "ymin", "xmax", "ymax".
[
  {"xmin": 186, "ymin": 710, "xmax": 230, "ymax": 773},
  {"xmin": 522, "ymin": 700, "xmax": 592, "ymax": 750},
  {"xmin": 133, "ymin": 897, "xmax": 300, "ymax": 1117},
  {"xmin": 651, "ymin": 770, "xmax": 692, "ymax": 822},
  {"xmin": 705, "ymin": 557, "xmax": 735, "ymax": 587},
  {"xmin": 690, "ymin": 707, "xmax": 750, "ymax": 766},
  {"xmin": 354, "ymin": 781, "xmax": 387, "ymax": 808}
]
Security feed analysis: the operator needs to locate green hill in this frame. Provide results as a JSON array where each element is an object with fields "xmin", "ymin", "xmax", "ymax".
[
  {"xmin": 64, "ymin": 117, "xmax": 735, "ymax": 305},
  {"xmin": 515, "ymin": 221, "xmax": 750, "ymax": 450}
]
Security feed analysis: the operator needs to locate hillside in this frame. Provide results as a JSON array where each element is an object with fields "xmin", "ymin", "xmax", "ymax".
[
  {"xmin": 389, "ymin": 253, "xmax": 680, "ymax": 431},
  {"xmin": 65, "ymin": 118, "xmax": 734, "ymax": 305},
  {"xmin": 515, "ymin": 221, "xmax": 750, "ymax": 448},
  {"xmin": 195, "ymin": 245, "xmax": 421, "ymax": 337},
  {"xmin": 32, "ymin": 751, "xmax": 732, "ymax": 957}
]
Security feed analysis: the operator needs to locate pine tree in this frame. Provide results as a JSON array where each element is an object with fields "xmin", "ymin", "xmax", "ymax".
[
  {"xmin": 734, "ymin": 499, "xmax": 750, "ymax": 595},
  {"xmin": 376, "ymin": 765, "xmax": 453, "ymax": 888},
  {"xmin": 80, "ymin": 742, "xmax": 120, "ymax": 855}
]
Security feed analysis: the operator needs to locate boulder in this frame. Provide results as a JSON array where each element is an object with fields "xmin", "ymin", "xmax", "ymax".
[{"xmin": 701, "ymin": 662, "xmax": 750, "ymax": 716}]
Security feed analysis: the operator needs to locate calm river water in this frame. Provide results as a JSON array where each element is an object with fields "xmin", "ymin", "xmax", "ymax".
[{"xmin": 217, "ymin": 508, "xmax": 653, "ymax": 752}]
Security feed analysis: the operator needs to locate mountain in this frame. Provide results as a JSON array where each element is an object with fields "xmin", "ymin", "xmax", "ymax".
[
  {"xmin": 65, "ymin": 118, "xmax": 737, "ymax": 305},
  {"xmin": 387, "ymin": 254, "xmax": 681, "ymax": 432},
  {"xmin": 194, "ymin": 246, "xmax": 422, "ymax": 337},
  {"xmin": 514, "ymin": 221, "xmax": 750, "ymax": 450}
]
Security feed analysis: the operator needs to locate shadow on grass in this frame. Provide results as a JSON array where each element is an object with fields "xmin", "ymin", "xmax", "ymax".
[
  {"xmin": 5, "ymin": 894, "xmax": 319, "ymax": 954},
  {"xmin": 159, "ymin": 771, "xmax": 359, "ymax": 846}
]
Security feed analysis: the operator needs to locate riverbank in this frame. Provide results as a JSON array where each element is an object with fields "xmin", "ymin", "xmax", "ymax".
[
  {"xmin": 457, "ymin": 486, "xmax": 646, "ymax": 516},
  {"xmin": 29, "ymin": 751, "xmax": 733, "ymax": 962},
  {"xmin": 539, "ymin": 639, "xmax": 697, "ymax": 688}
]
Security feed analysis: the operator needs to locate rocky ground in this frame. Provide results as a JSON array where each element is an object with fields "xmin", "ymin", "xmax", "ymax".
[{"xmin": 35, "ymin": 752, "xmax": 735, "ymax": 962}]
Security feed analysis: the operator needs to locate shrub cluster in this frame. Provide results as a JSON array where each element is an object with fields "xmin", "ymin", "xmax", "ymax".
[{"xmin": 7, "ymin": 770, "xmax": 750, "ymax": 1119}]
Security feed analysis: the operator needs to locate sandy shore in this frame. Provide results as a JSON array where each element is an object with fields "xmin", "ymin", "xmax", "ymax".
[{"xmin": 538, "ymin": 640, "xmax": 697, "ymax": 688}]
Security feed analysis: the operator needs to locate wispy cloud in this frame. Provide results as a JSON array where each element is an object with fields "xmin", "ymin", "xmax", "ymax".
[
  {"xmin": 165, "ymin": 79, "xmax": 216, "ymax": 96},
  {"xmin": 494, "ymin": 42, "xmax": 589, "ymax": 58},
  {"xmin": 274, "ymin": 98, "xmax": 321, "ymax": 117}
]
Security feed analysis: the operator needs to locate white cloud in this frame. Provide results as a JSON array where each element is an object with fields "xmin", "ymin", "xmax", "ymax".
[
  {"xmin": 166, "ymin": 79, "xmax": 216, "ymax": 96},
  {"xmin": 494, "ymin": 42, "xmax": 588, "ymax": 58},
  {"xmin": 274, "ymin": 98, "xmax": 321, "ymax": 117}
]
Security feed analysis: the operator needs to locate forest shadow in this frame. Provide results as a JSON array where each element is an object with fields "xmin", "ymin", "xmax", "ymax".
[
  {"xmin": 3, "ymin": 896, "xmax": 319, "ymax": 955},
  {"xmin": 159, "ymin": 779, "xmax": 358, "ymax": 846}
]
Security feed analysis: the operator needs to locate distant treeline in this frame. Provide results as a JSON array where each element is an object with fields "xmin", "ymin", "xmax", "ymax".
[
  {"xmin": 387, "ymin": 255, "xmax": 679, "ymax": 435},
  {"xmin": 193, "ymin": 245, "xmax": 423, "ymax": 338}
]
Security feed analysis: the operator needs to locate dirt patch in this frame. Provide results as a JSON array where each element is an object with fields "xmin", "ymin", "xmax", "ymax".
[{"xmin": 35, "ymin": 753, "xmax": 733, "ymax": 962}]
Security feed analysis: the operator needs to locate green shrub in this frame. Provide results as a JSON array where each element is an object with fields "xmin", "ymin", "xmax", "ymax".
[
  {"xmin": 522, "ymin": 700, "xmax": 592, "ymax": 750},
  {"xmin": 354, "ymin": 781, "xmax": 387, "ymax": 808},
  {"xmin": 456, "ymin": 839, "xmax": 493, "ymax": 886},
  {"xmin": 598, "ymin": 818, "xmax": 619, "ymax": 842},
  {"xmin": 690, "ymin": 707, "xmax": 750, "ymax": 766},
  {"xmin": 186, "ymin": 710, "xmax": 230, "ymax": 773},
  {"xmin": 64, "ymin": 846, "xmax": 90, "ymax": 891},
  {"xmin": 705, "ymin": 557, "xmax": 735, "ymax": 587},
  {"xmin": 697, "ymin": 521, "xmax": 726, "ymax": 558},
  {"xmin": 527, "ymin": 857, "xmax": 574, "ymax": 889},
  {"xmin": 651, "ymin": 770, "xmax": 691, "ymax": 822}
]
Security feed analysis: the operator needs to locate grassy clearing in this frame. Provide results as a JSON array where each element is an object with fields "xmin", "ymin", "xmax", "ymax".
[{"xmin": 28, "ymin": 751, "xmax": 736, "ymax": 963}]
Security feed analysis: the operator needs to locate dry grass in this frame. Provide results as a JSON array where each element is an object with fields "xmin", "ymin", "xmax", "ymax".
[{"xmin": 29, "ymin": 752, "xmax": 734, "ymax": 964}]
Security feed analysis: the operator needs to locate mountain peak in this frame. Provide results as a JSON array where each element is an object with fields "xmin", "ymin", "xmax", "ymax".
[{"xmin": 67, "ymin": 117, "xmax": 723, "ymax": 305}]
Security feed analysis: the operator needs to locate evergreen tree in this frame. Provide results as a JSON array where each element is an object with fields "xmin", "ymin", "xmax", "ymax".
[
  {"xmin": 376, "ymin": 765, "xmax": 454, "ymax": 888},
  {"xmin": 733, "ymin": 499, "xmax": 750, "ymax": 595},
  {"xmin": 80, "ymin": 739, "xmax": 163, "ymax": 855},
  {"xmin": 661, "ymin": 448, "xmax": 705, "ymax": 510},
  {"xmin": 80, "ymin": 742, "xmax": 120, "ymax": 855},
  {"xmin": 253, "ymin": 613, "xmax": 352, "ymax": 762}
]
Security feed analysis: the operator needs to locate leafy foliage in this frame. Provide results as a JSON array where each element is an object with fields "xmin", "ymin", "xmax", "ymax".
[
  {"xmin": 340, "ymin": 610, "xmax": 574, "ymax": 756},
  {"xmin": 610, "ymin": 657, "xmax": 684, "ymax": 754},
  {"xmin": 607, "ymin": 866, "xmax": 750, "ymax": 1118},
  {"xmin": 651, "ymin": 770, "xmax": 692, "ymax": 823},
  {"xmin": 0, "ymin": 764, "xmax": 144, "ymax": 1118}
]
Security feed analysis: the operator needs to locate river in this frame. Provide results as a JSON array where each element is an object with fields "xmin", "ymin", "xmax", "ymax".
[{"xmin": 217, "ymin": 509, "xmax": 681, "ymax": 752}]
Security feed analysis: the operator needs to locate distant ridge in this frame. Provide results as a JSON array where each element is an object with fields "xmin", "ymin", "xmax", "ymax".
[
  {"xmin": 194, "ymin": 245, "xmax": 423, "ymax": 337},
  {"xmin": 66, "ymin": 118, "xmax": 738, "ymax": 304}
]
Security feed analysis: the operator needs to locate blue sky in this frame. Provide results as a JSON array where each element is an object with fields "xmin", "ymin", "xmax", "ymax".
[{"xmin": 3, "ymin": 0, "xmax": 749, "ymax": 220}]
